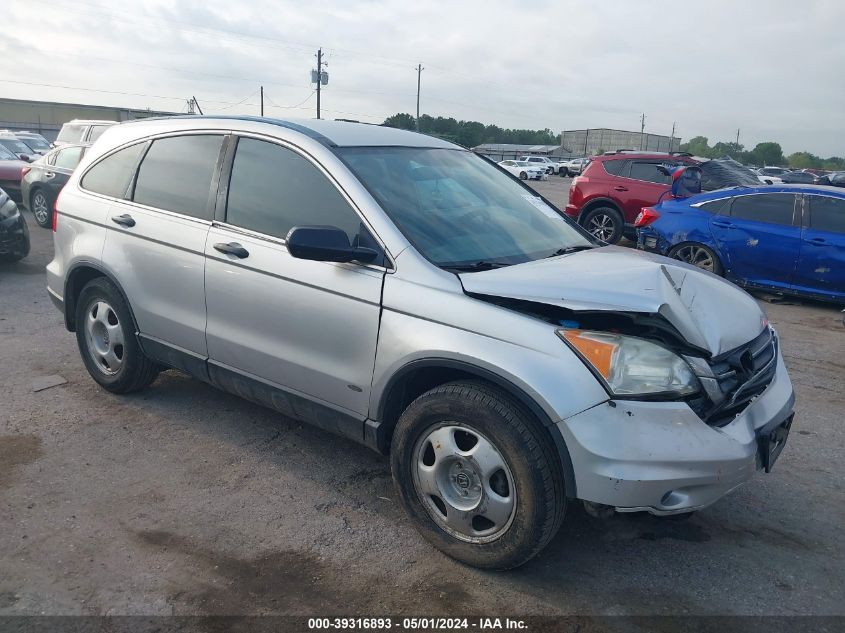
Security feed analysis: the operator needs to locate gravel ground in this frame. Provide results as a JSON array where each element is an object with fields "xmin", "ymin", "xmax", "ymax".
[{"xmin": 1, "ymin": 206, "xmax": 843, "ymax": 617}]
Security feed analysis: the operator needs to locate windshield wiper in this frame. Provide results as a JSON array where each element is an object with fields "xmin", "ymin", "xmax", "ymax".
[
  {"xmin": 441, "ymin": 261, "xmax": 512, "ymax": 272},
  {"xmin": 545, "ymin": 245, "xmax": 595, "ymax": 258}
]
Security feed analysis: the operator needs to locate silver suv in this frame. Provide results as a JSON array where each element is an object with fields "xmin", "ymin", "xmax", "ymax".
[{"xmin": 46, "ymin": 116, "xmax": 795, "ymax": 569}]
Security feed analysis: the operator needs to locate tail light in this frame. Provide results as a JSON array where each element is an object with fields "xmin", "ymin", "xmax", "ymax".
[
  {"xmin": 52, "ymin": 192, "xmax": 61, "ymax": 232},
  {"xmin": 21, "ymin": 166, "xmax": 31, "ymax": 178},
  {"xmin": 634, "ymin": 207, "xmax": 660, "ymax": 228}
]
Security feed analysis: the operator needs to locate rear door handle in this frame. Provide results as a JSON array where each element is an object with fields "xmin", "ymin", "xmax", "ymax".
[
  {"xmin": 213, "ymin": 242, "xmax": 249, "ymax": 258},
  {"xmin": 712, "ymin": 220, "xmax": 735, "ymax": 228},
  {"xmin": 44, "ymin": 172, "xmax": 55, "ymax": 178},
  {"xmin": 613, "ymin": 186, "xmax": 628, "ymax": 192},
  {"xmin": 807, "ymin": 237, "xmax": 828, "ymax": 245},
  {"xmin": 111, "ymin": 214, "xmax": 135, "ymax": 228}
]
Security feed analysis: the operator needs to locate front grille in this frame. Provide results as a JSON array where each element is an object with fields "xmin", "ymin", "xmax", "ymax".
[{"xmin": 687, "ymin": 328, "xmax": 778, "ymax": 427}]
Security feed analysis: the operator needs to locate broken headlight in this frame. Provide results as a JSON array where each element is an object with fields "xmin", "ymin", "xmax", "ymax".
[{"xmin": 557, "ymin": 329, "xmax": 700, "ymax": 398}]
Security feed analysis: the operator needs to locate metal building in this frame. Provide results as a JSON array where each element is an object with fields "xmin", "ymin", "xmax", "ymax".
[
  {"xmin": 561, "ymin": 128, "xmax": 682, "ymax": 157},
  {"xmin": 0, "ymin": 98, "xmax": 179, "ymax": 142}
]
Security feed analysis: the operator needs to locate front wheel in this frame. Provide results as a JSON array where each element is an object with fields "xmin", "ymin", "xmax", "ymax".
[
  {"xmin": 668, "ymin": 243, "xmax": 724, "ymax": 275},
  {"xmin": 519, "ymin": 171, "xmax": 528, "ymax": 180},
  {"xmin": 30, "ymin": 188, "xmax": 52, "ymax": 228},
  {"xmin": 391, "ymin": 381, "xmax": 566, "ymax": 570},
  {"xmin": 559, "ymin": 168, "xmax": 569, "ymax": 177}
]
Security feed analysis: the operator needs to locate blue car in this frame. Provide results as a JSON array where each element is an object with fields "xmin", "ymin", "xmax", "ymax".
[{"xmin": 637, "ymin": 184, "xmax": 845, "ymax": 303}]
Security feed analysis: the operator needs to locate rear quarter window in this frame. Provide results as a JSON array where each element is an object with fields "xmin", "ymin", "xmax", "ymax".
[
  {"xmin": 808, "ymin": 195, "xmax": 845, "ymax": 233},
  {"xmin": 81, "ymin": 142, "xmax": 147, "ymax": 199}
]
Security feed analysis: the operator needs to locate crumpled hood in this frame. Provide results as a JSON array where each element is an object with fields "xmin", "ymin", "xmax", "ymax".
[{"xmin": 459, "ymin": 246, "xmax": 766, "ymax": 356}]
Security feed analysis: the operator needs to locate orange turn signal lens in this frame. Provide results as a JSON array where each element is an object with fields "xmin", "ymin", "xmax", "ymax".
[{"xmin": 559, "ymin": 330, "xmax": 618, "ymax": 379}]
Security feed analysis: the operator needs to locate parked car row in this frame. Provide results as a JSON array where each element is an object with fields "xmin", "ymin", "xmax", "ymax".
[{"xmin": 497, "ymin": 159, "xmax": 548, "ymax": 180}]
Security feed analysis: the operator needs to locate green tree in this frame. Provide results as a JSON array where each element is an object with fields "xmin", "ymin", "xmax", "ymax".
[
  {"xmin": 787, "ymin": 152, "xmax": 821, "ymax": 169},
  {"xmin": 751, "ymin": 142, "xmax": 784, "ymax": 166},
  {"xmin": 383, "ymin": 113, "xmax": 416, "ymax": 131},
  {"xmin": 711, "ymin": 141, "xmax": 744, "ymax": 159},
  {"xmin": 680, "ymin": 136, "xmax": 711, "ymax": 157}
]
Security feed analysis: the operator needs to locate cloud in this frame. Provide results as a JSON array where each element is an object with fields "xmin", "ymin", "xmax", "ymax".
[{"xmin": 2, "ymin": 0, "xmax": 842, "ymax": 156}]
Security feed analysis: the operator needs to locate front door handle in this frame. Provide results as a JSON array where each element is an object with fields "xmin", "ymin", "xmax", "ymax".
[
  {"xmin": 613, "ymin": 186, "xmax": 629, "ymax": 192},
  {"xmin": 807, "ymin": 237, "xmax": 828, "ymax": 245},
  {"xmin": 213, "ymin": 242, "xmax": 249, "ymax": 258},
  {"xmin": 111, "ymin": 214, "xmax": 135, "ymax": 228},
  {"xmin": 44, "ymin": 171, "xmax": 55, "ymax": 178},
  {"xmin": 712, "ymin": 220, "xmax": 735, "ymax": 228}
]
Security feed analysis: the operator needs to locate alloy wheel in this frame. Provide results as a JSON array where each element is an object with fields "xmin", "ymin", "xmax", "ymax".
[
  {"xmin": 83, "ymin": 300, "xmax": 126, "ymax": 375},
  {"xmin": 412, "ymin": 423, "xmax": 516, "ymax": 543},
  {"xmin": 586, "ymin": 213, "xmax": 616, "ymax": 241},
  {"xmin": 32, "ymin": 191, "xmax": 50, "ymax": 225},
  {"xmin": 672, "ymin": 245, "xmax": 715, "ymax": 272}
]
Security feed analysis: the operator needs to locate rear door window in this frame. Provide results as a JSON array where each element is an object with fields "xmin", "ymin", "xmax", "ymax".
[
  {"xmin": 56, "ymin": 124, "xmax": 86, "ymax": 143},
  {"xmin": 81, "ymin": 142, "xmax": 147, "ymax": 199},
  {"xmin": 808, "ymin": 195, "xmax": 845, "ymax": 233},
  {"xmin": 132, "ymin": 135, "xmax": 224, "ymax": 219},
  {"xmin": 729, "ymin": 194, "xmax": 796, "ymax": 226},
  {"xmin": 629, "ymin": 161, "xmax": 672, "ymax": 184},
  {"xmin": 601, "ymin": 159, "xmax": 627, "ymax": 176}
]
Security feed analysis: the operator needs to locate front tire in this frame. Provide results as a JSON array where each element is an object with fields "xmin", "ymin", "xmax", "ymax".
[
  {"xmin": 30, "ymin": 188, "xmax": 52, "ymax": 228},
  {"xmin": 75, "ymin": 277, "xmax": 160, "ymax": 393},
  {"xmin": 581, "ymin": 206, "xmax": 623, "ymax": 244},
  {"xmin": 519, "ymin": 171, "xmax": 528, "ymax": 180},
  {"xmin": 391, "ymin": 381, "xmax": 566, "ymax": 570}
]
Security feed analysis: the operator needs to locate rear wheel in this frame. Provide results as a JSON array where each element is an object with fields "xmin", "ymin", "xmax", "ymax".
[
  {"xmin": 391, "ymin": 381, "xmax": 566, "ymax": 570},
  {"xmin": 559, "ymin": 168, "xmax": 569, "ymax": 177},
  {"xmin": 581, "ymin": 206, "xmax": 623, "ymax": 244},
  {"xmin": 75, "ymin": 277, "xmax": 160, "ymax": 393},
  {"xmin": 30, "ymin": 188, "xmax": 52, "ymax": 228},
  {"xmin": 668, "ymin": 243, "xmax": 724, "ymax": 275}
]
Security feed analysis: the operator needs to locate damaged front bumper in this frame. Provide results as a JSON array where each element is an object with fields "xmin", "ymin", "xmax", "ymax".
[{"xmin": 556, "ymin": 348, "xmax": 795, "ymax": 515}]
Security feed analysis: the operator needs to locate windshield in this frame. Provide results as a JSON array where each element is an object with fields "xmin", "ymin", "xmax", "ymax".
[
  {"xmin": 19, "ymin": 135, "xmax": 49, "ymax": 150},
  {"xmin": 0, "ymin": 144, "xmax": 16, "ymax": 160},
  {"xmin": 0, "ymin": 139, "xmax": 33, "ymax": 155},
  {"xmin": 338, "ymin": 147, "xmax": 592, "ymax": 269},
  {"xmin": 56, "ymin": 124, "xmax": 85, "ymax": 143}
]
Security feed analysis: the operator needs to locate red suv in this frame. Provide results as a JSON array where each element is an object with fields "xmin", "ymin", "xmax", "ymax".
[{"xmin": 564, "ymin": 152, "xmax": 698, "ymax": 243}]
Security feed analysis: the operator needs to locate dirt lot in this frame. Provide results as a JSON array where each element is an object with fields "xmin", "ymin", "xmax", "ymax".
[{"xmin": 1, "ymin": 205, "xmax": 843, "ymax": 617}]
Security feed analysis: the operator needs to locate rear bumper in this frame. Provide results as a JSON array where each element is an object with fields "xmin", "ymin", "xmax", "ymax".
[
  {"xmin": 556, "ymin": 349, "xmax": 795, "ymax": 514},
  {"xmin": 636, "ymin": 227, "xmax": 671, "ymax": 254}
]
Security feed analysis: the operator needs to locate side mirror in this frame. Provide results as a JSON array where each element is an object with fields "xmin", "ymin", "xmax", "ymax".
[
  {"xmin": 286, "ymin": 225, "xmax": 378, "ymax": 264},
  {"xmin": 18, "ymin": 154, "xmax": 33, "ymax": 163}
]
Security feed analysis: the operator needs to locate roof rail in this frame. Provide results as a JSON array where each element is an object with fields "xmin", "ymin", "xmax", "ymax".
[{"xmin": 669, "ymin": 151, "xmax": 692, "ymax": 157}]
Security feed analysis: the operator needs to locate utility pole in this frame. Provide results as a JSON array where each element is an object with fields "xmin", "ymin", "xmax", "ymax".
[
  {"xmin": 260, "ymin": 86, "xmax": 264, "ymax": 117},
  {"xmin": 736, "ymin": 128, "xmax": 740, "ymax": 146},
  {"xmin": 312, "ymin": 48, "xmax": 329, "ymax": 119},
  {"xmin": 639, "ymin": 113, "xmax": 646, "ymax": 150},
  {"xmin": 187, "ymin": 98, "xmax": 195, "ymax": 114},
  {"xmin": 191, "ymin": 96, "xmax": 203, "ymax": 115},
  {"xmin": 415, "ymin": 63, "xmax": 424, "ymax": 132},
  {"xmin": 670, "ymin": 121, "xmax": 676, "ymax": 151}
]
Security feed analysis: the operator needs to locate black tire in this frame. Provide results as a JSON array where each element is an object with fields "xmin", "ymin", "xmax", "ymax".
[
  {"xmin": 75, "ymin": 277, "xmax": 160, "ymax": 394},
  {"xmin": 519, "ymin": 171, "xmax": 528, "ymax": 180},
  {"xmin": 30, "ymin": 187, "xmax": 53, "ymax": 228},
  {"xmin": 390, "ymin": 380, "xmax": 566, "ymax": 570},
  {"xmin": 580, "ymin": 206, "xmax": 623, "ymax": 244},
  {"xmin": 559, "ymin": 168, "xmax": 569, "ymax": 177},
  {"xmin": 668, "ymin": 242, "xmax": 724, "ymax": 276}
]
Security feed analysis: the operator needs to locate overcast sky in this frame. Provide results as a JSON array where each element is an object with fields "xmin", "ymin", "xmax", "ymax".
[{"xmin": 3, "ymin": 0, "xmax": 843, "ymax": 156}]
